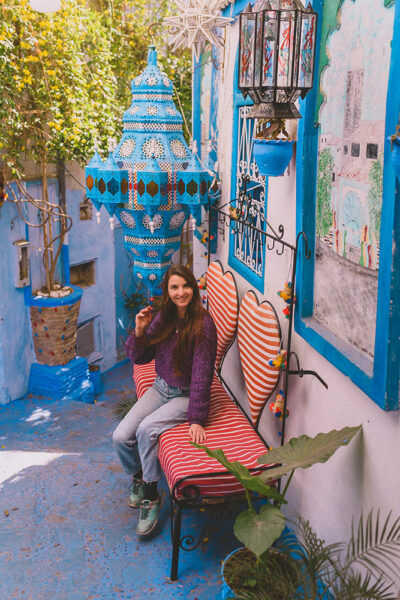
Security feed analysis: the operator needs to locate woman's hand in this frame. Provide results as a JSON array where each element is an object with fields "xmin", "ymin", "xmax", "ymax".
[
  {"xmin": 189, "ymin": 424, "xmax": 207, "ymax": 444},
  {"xmin": 135, "ymin": 306, "xmax": 153, "ymax": 337}
]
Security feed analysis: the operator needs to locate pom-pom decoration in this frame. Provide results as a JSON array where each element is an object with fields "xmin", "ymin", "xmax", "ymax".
[
  {"xmin": 277, "ymin": 281, "xmax": 296, "ymax": 305},
  {"xmin": 269, "ymin": 389, "xmax": 289, "ymax": 420},
  {"xmin": 268, "ymin": 349, "xmax": 287, "ymax": 370},
  {"xmin": 229, "ymin": 205, "xmax": 239, "ymax": 220},
  {"xmin": 197, "ymin": 275, "xmax": 207, "ymax": 290}
]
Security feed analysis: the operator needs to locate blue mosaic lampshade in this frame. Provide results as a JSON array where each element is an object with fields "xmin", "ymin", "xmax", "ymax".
[
  {"xmin": 85, "ymin": 45, "xmax": 209, "ymax": 294},
  {"xmin": 85, "ymin": 150, "xmax": 103, "ymax": 212}
]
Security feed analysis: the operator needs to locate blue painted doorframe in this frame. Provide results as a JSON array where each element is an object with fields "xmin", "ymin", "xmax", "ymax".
[{"xmin": 296, "ymin": 0, "xmax": 400, "ymax": 410}]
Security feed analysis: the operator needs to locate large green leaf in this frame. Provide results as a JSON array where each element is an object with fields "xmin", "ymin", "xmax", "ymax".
[
  {"xmin": 191, "ymin": 443, "xmax": 286, "ymax": 504},
  {"xmin": 257, "ymin": 425, "xmax": 362, "ymax": 482},
  {"xmin": 234, "ymin": 505, "xmax": 285, "ymax": 558}
]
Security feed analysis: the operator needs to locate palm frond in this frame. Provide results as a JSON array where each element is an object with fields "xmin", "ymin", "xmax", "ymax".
[
  {"xmin": 346, "ymin": 510, "xmax": 400, "ymax": 581},
  {"xmin": 111, "ymin": 394, "xmax": 136, "ymax": 421},
  {"xmin": 331, "ymin": 570, "xmax": 398, "ymax": 600}
]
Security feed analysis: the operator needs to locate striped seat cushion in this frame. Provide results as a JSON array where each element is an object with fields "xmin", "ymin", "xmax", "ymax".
[
  {"xmin": 206, "ymin": 261, "xmax": 238, "ymax": 370},
  {"xmin": 159, "ymin": 375, "xmax": 270, "ymax": 498},
  {"xmin": 133, "ymin": 361, "xmax": 157, "ymax": 400},
  {"xmin": 238, "ymin": 291, "xmax": 281, "ymax": 426},
  {"xmin": 133, "ymin": 366, "xmax": 270, "ymax": 498}
]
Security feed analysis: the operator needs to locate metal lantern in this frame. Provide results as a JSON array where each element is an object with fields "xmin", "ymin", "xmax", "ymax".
[
  {"xmin": 85, "ymin": 46, "xmax": 210, "ymax": 294},
  {"xmin": 238, "ymin": 0, "xmax": 317, "ymax": 119}
]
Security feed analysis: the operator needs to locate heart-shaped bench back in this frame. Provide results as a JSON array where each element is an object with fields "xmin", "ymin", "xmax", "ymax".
[
  {"xmin": 206, "ymin": 261, "xmax": 239, "ymax": 371},
  {"xmin": 238, "ymin": 290, "xmax": 281, "ymax": 426}
]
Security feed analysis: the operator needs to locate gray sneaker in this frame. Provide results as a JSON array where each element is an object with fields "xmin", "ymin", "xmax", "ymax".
[
  {"xmin": 136, "ymin": 497, "xmax": 161, "ymax": 536},
  {"xmin": 129, "ymin": 477, "xmax": 145, "ymax": 508}
]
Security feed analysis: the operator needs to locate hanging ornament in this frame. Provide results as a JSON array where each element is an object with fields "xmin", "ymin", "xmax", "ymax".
[
  {"xmin": 277, "ymin": 281, "xmax": 296, "ymax": 319},
  {"xmin": 197, "ymin": 274, "xmax": 207, "ymax": 290},
  {"xmin": 164, "ymin": 0, "xmax": 234, "ymax": 61},
  {"xmin": 269, "ymin": 390, "xmax": 289, "ymax": 421},
  {"xmin": 268, "ymin": 350, "xmax": 287, "ymax": 370}
]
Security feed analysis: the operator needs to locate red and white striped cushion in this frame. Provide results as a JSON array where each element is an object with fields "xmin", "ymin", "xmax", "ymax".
[
  {"xmin": 238, "ymin": 291, "xmax": 281, "ymax": 426},
  {"xmin": 206, "ymin": 261, "xmax": 238, "ymax": 371},
  {"xmin": 134, "ymin": 362, "xmax": 156, "ymax": 399},
  {"xmin": 159, "ymin": 376, "xmax": 269, "ymax": 497}
]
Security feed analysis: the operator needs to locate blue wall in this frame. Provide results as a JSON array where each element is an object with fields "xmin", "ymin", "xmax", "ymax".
[
  {"xmin": 66, "ymin": 188, "xmax": 118, "ymax": 372},
  {"xmin": 0, "ymin": 200, "xmax": 35, "ymax": 404},
  {"xmin": 0, "ymin": 172, "xmax": 133, "ymax": 404}
]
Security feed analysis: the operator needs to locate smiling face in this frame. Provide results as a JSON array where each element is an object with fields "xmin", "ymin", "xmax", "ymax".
[{"xmin": 167, "ymin": 274, "xmax": 194, "ymax": 316}]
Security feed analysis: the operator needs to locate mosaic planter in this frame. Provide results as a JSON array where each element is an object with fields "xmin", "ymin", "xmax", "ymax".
[
  {"xmin": 253, "ymin": 139, "xmax": 294, "ymax": 177},
  {"xmin": 28, "ymin": 286, "xmax": 83, "ymax": 366}
]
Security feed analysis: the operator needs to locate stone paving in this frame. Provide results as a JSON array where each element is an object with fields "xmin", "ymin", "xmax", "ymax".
[{"xmin": 0, "ymin": 361, "xmax": 238, "ymax": 600}]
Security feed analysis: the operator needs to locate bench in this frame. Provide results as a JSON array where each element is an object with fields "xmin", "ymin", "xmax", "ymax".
[{"xmin": 133, "ymin": 260, "xmax": 283, "ymax": 579}]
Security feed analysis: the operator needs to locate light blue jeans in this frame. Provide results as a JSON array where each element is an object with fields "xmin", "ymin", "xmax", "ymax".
[{"xmin": 112, "ymin": 375, "xmax": 190, "ymax": 483}]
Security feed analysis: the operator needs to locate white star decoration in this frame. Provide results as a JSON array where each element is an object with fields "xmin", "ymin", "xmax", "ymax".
[{"xmin": 164, "ymin": 0, "xmax": 234, "ymax": 61}]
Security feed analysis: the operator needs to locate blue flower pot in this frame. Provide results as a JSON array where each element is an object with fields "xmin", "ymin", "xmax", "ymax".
[
  {"xmin": 253, "ymin": 139, "xmax": 294, "ymax": 177},
  {"xmin": 389, "ymin": 136, "xmax": 400, "ymax": 180},
  {"xmin": 221, "ymin": 548, "xmax": 241, "ymax": 600}
]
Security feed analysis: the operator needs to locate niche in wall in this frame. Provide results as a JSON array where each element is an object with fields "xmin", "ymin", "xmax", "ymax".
[{"xmin": 70, "ymin": 260, "xmax": 95, "ymax": 287}]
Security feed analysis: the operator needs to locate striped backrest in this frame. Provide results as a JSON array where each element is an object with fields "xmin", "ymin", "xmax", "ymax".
[
  {"xmin": 206, "ymin": 261, "xmax": 239, "ymax": 371},
  {"xmin": 238, "ymin": 291, "xmax": 281, "ymax": 426}
]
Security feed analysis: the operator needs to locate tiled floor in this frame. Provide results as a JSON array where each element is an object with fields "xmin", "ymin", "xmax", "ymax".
[{"xmin": 0, "ymin": 361, "xmax": 238, "ymax": 600}]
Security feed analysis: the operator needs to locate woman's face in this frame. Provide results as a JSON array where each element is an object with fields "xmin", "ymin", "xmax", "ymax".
[{"xmin": 167, "ymin": 274, "xmax": 194, "ymax": 315}]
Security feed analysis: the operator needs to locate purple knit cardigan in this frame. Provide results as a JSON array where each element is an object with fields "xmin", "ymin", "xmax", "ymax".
[{"xmin": 125, "ymin": 311, "xmax": 217, "ymax": 426}]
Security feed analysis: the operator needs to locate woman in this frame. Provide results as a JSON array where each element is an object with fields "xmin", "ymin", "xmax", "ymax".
[{"xmin": 113, "ymin": 265, "xmax": 217, "ymax": 537}]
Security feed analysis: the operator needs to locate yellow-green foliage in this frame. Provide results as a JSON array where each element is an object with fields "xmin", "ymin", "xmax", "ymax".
[{"xmin": 0, "ymin": 0, "xmax": 191, "ymax": 177}]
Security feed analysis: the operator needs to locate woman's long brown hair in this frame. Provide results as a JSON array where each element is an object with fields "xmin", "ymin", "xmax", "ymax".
[{"xmin": 146, "ymin": 265, "xmax": 205, "ymax": 376}]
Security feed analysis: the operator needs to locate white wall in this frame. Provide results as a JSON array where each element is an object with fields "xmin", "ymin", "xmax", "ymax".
[{"xmin": 203, "ymin": 19, "xmax": 400, "ymax": 551}]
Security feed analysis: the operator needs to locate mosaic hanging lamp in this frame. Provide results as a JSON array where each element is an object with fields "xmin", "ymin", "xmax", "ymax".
[{"xmin": 85, "ymin": 45, "xmax": 210, "ymax": 293}]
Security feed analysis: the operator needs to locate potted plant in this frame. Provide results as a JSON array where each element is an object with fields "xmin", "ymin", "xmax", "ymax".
[
  {"xmin": 388, "ymin": 124, "xmax": 400, "ymax": 181},
  {"xmin": 252, "ymin": 119, "xmax": 295, "ymax": 177},
  {"xmin": 194, "ymin": 425, "xmax": 362, "ymax": 599}
]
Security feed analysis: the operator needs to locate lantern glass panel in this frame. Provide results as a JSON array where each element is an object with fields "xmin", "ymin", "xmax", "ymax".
[
  {"xmin": 261, "ymin": 10, "xmax": 278, "ymax": 88},
  {"xmin": 277, "ymin": 10, "xmax": 295, "ymax": 88},
  {"xmin": 239, "ymin": 12, "xmax": 257, "ymax": 89},
  {"xmin": 254, "ymin": 12, "xmax": 264, "ymax": 89},
  {"xmin": 299, "ymin": 12, "xmax": 317, "ymax": 88},
  {"xmin": 292, "ymin": 11, "xmax": 302, "ymax": 88}
]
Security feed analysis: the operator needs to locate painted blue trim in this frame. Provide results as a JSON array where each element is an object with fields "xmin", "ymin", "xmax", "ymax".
[
  {"xmin": 193, "ymin": 53, "xmax": 202, "ymax": 149},
  {"xmin": 228, "ymin": 254, "xmax": 265, "ymax": 293},
  {"xmin": 228, "ymin": 46, "xmax": 267, "ymax": 293},
  {"xmin": 295, "ymin": 0, "xmax": 400, "ymax": 410},
  {"xmin": 222, "ymin": 0, "xmax": 255, "ymax": 19},
  {"xmin": 26, "ymin": 285, "xmax": 83, "ymax": 307}
]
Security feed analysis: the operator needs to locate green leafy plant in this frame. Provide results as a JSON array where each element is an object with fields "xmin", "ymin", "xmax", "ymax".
[
  {"xmin": 0, "ymin": 0, "xmax": 191, "ymax": 291},
  {"xmin": 193, "ymin": 426, "xmax": 362, "ymax": 597},
  {"xmin": 254, "ymin": 118, "xmax": 290, "ymax": 140}
]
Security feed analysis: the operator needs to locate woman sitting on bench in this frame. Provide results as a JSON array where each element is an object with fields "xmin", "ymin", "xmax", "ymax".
[{"xmin": 113, "ymin": 265, "xmax": 217, "ymax": 537}]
